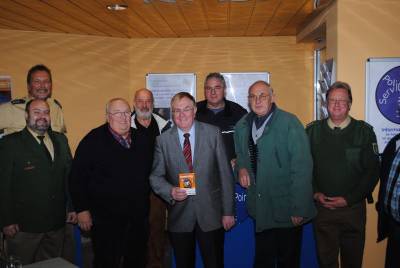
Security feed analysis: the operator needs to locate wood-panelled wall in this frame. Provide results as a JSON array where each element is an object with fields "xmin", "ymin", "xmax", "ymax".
[{"xmin": 0, "ymin": 29, "xmax": 313, "ymax": 151}]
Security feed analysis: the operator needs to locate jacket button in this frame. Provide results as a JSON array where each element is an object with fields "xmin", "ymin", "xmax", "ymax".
[{"xmin": 258, "ymin": 193, "xmax": 261, "ymax": 198}]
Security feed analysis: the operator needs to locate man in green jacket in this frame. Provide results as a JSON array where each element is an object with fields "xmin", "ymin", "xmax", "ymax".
[
  {"xmin": 234, "ymin": 81, "xmax": 316, "ymax": 268},
  {"xmin": 306, "ymin": 81, "xmax": 379, "ymax": 268},
  {"xmin": 0, "ymin": 99, "xmax": 74, "ymax": 265}
]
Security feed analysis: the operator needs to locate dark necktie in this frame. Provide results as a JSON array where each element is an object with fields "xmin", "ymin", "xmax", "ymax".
[
  {"xmin": 183, "ymin": 133, "xmax": 193, "ymax": 172},
  {"xmin": 37, "ymin": 135, "xmax": 53, "ymax": 163}
]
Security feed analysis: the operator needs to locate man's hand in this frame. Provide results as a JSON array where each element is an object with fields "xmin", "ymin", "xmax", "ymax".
[
  {"xmin": 66, "ymin": 212, "xmax": 78, "ymax": 224},
  {"xmin": 314, "ymin": 192, "xmax": 348, "ymax": 209},
  {"xmin": 77, "ymin": 210, "xmax": 92, "ymax": 231},
  {"xmin": 230, "ymin": 158, "xmax": 237, "ymax": 170},
  {"xmin": 323, "ymin": 196, "xmax": 348, "ymax": 209},
  {"xmin": 291, "ymin": 216, "xmax": 304, "ymax": 226},
  {"xmin": 239, "ymin": 168, "xmax": 250, "ymax": 188},
  {"xmin": 314, "ymin": 192, "xmax": 328, "ymax": 204},
  {"xmin": 171, "ymin": 187, "xmax": 188, "ymax": 201},
  {"xmin": 222, "ymin": 216, "xmax": 235, "ymax": 231},
  {"xmin": 3, "ymin": 224, "xmax": 19, "ymax": 238}
]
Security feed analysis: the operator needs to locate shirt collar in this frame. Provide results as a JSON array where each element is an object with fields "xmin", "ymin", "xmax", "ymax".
[
  {"xmin": 108, "ymin": 125, "xmax": 132, "ymax": 148},
  {"xmin": 177, "ymin": 122, "xmax": 195, "ymax": 137},
  {"xmin": 27, "ymin": 127, "xmax": 49, "ymax": 143},
  {"xmin": 327, "ymin": 116, "xmax": 351, "ymax": 130}
]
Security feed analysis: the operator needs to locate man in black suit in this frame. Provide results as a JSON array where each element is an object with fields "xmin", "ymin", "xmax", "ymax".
[
  {"xmin": 0, "ymin": 99, "xmax": 74, "ymax": 265},
  {"xmin": 69, "ymin": 98, "xmax": 153, "ymax": 268}
]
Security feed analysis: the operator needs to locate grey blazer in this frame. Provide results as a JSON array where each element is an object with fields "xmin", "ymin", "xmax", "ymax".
[{"xmin": 150, "ymin": 121, "xmax": 235, "ymax": 232}]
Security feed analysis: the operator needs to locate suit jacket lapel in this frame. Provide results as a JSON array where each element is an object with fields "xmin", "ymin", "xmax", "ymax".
[
  {"xmin": 48, "ymin": 131, "xmax": 58, "ymax": 165},
  {"xmin": 22, "ymin": 128, "xmax": 54, "ymax": 166},
  {"xmin": 21, "ymin": 128, "xmax": 44, "ymax": 158},
  {"xmin": 193, "ymin": 121, "xmax": 201, "ymax": 170}
]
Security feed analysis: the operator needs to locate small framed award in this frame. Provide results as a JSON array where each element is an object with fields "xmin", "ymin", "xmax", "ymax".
[{"xmin": 179, "ymin": 173, "xmax": 196, "ymax": 195}]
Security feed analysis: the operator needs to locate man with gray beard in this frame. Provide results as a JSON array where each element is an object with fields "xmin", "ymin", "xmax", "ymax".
[
  {"xmin": 131, "ymin": 88, "xmax": 171, "ymax": 268},
  {"xmin": 0, "ymin": 99, "xmax": 73, "ymax": 265}
]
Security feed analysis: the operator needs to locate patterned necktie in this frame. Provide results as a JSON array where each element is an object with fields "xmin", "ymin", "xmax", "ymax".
[
  {"xmin": 183, "ymin": 133, "xmax": 193, "ymax": 172},
  {"xmin": 37, "ymin": 135, "xmax": 53, "ymax": 163}
]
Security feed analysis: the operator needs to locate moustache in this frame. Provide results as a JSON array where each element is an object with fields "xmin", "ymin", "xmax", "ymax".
[{"xmin": 36, "ymin": 118, "xmax": 49, "ymax": 124}]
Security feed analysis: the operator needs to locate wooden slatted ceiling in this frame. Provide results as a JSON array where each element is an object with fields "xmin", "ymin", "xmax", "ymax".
[{"xmin": 0, "ymin": 0, "xmax": 321, "ymax": 38}]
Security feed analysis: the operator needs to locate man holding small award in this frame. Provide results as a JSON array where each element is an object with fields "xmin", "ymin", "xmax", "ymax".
[{"xmin": 150, "ymin": 92, "xmax": 235, "ymax": 268}]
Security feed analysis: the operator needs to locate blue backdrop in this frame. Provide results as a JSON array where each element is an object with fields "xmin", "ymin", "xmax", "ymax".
[{"xmin": 172, "ymin": 183, "xmax": 319, "ymax": 268}]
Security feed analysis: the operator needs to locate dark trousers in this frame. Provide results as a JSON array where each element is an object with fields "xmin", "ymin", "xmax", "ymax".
[
  {"xmin": 6, "ymin": 227, "xmax": 65, "ymax": 265},
  {"xmin": 385, "ymin": 217, "xmax": 400, "ymax": 268},
  {"xmin": 169, "ymin": 225, "xmax": 224, "ymax": 268},
  {"xmin": 91, "ymin": 217, "xmax": 148, "ymax": 268},
  {"xmin": 147, "ymin": 192, "xmax": 167, "ymax": 268},
  {"xmin": 313, "ymin": 201, "xmax": 366, "ymax": 268},
  {"xmin": 254, "ymin": 226, "xmax": 303, "ymax": 268}
]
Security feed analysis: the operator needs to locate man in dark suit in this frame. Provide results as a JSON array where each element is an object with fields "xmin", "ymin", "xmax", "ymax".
[
  {"xmin": 0, "ymin": 99, "xmax": 74, "ymax": 265},
  {"xmin": 150, "ymin": 92, "xmax": 235, "ymax": 268},
  {"xmin": 69, "ymin": 98, "xmax": 153, "ymax": 268}
]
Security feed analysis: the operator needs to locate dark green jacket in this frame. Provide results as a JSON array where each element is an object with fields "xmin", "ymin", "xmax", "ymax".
[
  {"xmin": 234, "ymin": 108, "xmax": 316, "ymax": 231},
  {"xmin": 306, "ymin": 118, "xmax": 379, "ymax": 206},
  {"xmin": 0, "ymin": 128, "xmax": 72, "ymax": 233}
]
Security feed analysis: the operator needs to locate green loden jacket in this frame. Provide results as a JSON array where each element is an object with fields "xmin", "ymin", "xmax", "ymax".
[
  {"xmin": 234, "ymin": 108, "xmax": 317, "ymax": 232},
  {"xmin": 0, "ymin": 127, "xmax": 72, "ymax": 233}
]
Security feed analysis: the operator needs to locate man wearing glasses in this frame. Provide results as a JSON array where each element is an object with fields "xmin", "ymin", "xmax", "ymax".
[
  {"xmin": 150, "ymin": 92, "xmax": 235, "ymax": 268},
  {"xmin": 234, "ymin": 81, "xmax": 316, "ymax": 268},
  {"xmin": 306, "ymin": 81, "xmax": 379, "ymax": 268},
  {"xmin": 69, "ymin": 98, "xmax": 153, "ymax": 268}
]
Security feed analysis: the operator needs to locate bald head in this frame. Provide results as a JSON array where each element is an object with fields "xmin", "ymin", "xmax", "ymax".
[
  {"xmin": 106, "ymin": 98, "xmax": 131, "ymax": 137},
  {"xmin": 133, "ymin": 88, "xmax": 154, "ymax": 120}
]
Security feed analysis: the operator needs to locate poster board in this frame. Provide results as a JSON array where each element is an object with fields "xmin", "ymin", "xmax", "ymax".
[
  {"xmin": 0, "ymin": 75, "xmax": 12, "ymax": 104},
  {"xmin": 222, "ymin": 72, "xmax": 270, "ymax": 111},
  {"xmin": 366, "ymin": 58, "xmax": 400, "ymax": 152},
  {"xmin": 146, "ymin": 73, "xmax": 196, "ymax": 120}
]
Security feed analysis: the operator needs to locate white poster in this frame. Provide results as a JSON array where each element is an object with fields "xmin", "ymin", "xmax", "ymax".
[
  {"xmin": 366, "ymin": 58, "xmax": 400, "ymax": 153},
  {"xmin": 222, "ymin": 72, "xmax": 270, "ymax": 111},
  {"xmin": 146, "ymin": 73, "xmax": 196, "ymax": 120},
  {"xmin": 0, "ymin": 75, "xmax": 12, "ymax": 104}
]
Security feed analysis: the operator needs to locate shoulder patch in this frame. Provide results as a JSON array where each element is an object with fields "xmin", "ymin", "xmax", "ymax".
[
  {"xmin": 53, "ymin": 99, "xmax": 62, "ymax": 109},
  {"xmin": 359, "ymin": 120, "xmax": 373, "ymax": 129},
  {"xmin": 11, "ymin": 98, "xmax": 25, "ymax": 105},
  {"xmin": 306, "ymin": 120, "xmax": 321, "ymax": 129},
  {"xmin": 372, "ymin": 143, "xmax": 379, "ymax": 155}
]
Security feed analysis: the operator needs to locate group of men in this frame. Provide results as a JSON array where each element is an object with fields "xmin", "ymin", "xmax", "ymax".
[{"xmin": 0, "ymin": 64, "xmax": 397, "ymax": 268}]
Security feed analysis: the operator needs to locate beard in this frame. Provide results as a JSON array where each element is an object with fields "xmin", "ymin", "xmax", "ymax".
[
  {"xmin": 28, "ymin": 118, "xmax": 50, "ymax": 133},
  {"xmin": 135, "ymin": 108, "xmax": 152, "ymax": 120}
]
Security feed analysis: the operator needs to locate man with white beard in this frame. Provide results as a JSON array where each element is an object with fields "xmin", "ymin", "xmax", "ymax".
[{"xmin": 131, "ymin": 88, "xmax": 171, "ymax": 268}]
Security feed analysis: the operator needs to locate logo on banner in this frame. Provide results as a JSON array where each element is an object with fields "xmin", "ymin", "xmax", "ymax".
[
  {"xmin": 235, "ymin": 183, "xmax": 249, "ymax": 223},
  {"xmin": 376, "ymin": 66, "xmax": 400, "ymax": 123}
]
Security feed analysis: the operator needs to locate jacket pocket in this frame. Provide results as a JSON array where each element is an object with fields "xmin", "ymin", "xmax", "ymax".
[
  {"xmin": 274, "ymin": 149, "xmax": 282, "ymax": 168},
  {"xmin": 345, "ymin": 148, "xmax": 362, "ymax": 172},
  {"xmin": 270, "ymin": 182, "xmax": 291, "ymax": 222},
  {"xmin": 271, "ymin": 195, "xmax": 291, "ymax": 222}
]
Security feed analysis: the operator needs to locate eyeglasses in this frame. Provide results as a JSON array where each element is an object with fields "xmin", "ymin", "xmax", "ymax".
[
  {"xmin": 172, "ymin": 107, "xmax": 194, "ymax": 115},
  {"xmin": 108, "ymin": 111, "xmax": 131, "ymax": 118},
  {"xmin": 248, "ymin": 94, "xmax": 270, "ymax": 102},
  {"xmin": 327, "ymin": 98, "xmax": 349, "ymax": 106},
  {"xmin": 205, "ymin": 86, "xmax": 223, "ymax": 92}
]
